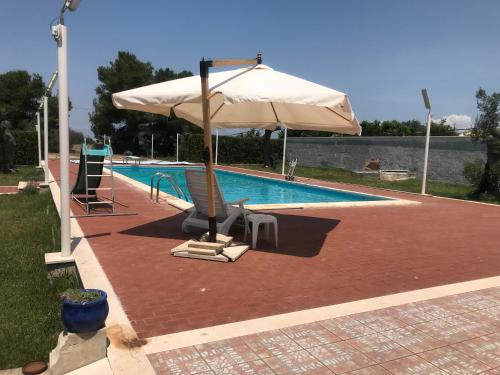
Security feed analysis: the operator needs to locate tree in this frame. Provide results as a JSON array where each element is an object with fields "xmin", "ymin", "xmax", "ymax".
[
  {"xmin": 0, "ymin": 70, "xmax": 81, "ymax": 153},
  {"xmin": 0, "ymin": 70, "xmax": 44, "ymax": 129},
  {"xmin": 430, "ymin": 119, "xmax": 458, "ymax": 136},
  {"xmin": 471, "ymin": 88, "xmax": 500, "ymax": 197},
  {"xmin": 238, "ymin": 129, "xmax": 261, "ymax": 137},
  {"xmin": 278, "ymin": 129, "xmax": 335, "ymax": 138},
  {"xmin": 89, "ymin": 51, "xmax": 197, "ymax": 155},
  {"xmin": 360, "ymin": 119, "xmax": 457, "ymax": 136}
]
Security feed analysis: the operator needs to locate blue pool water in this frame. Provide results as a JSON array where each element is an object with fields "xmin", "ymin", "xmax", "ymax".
[{"xmin": 114, "ymin": 166, "xmax": 392, "ymax": 205}]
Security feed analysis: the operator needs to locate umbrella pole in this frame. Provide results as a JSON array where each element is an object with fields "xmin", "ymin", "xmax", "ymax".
[
  {"xmin": 200, "ymin": 59, "xmax": 217, "ymax": 242},
  {"xmin": 200, "ymin": 55, "xmax": 262, "ymax": 243}
]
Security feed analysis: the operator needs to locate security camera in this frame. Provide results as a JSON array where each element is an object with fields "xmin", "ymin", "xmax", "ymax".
[
  {"xmin": 52, "ymin": 25, "xmax": 59, "ymax": 40},
  {"xmin": 51, "ymin": 25, "xmax": 60, "ymax": 40}
]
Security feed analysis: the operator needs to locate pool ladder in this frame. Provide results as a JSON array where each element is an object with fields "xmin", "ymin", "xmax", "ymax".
[{"xmin": 150, "ymin": 172, "xmax": 189, "ymax": 203}]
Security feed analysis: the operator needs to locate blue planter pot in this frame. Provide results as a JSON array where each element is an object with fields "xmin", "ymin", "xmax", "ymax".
[{"xmin": 61, "ymin": 289, "xmax": 109, "ymax": 333}]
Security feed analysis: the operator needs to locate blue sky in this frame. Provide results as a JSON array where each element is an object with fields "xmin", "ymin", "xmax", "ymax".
[{"xmin": 1, "ymin": 0, "xmax": 499, "ymax": 136}]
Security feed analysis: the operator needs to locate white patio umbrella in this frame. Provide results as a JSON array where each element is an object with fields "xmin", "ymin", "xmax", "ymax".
[
  {"xmin": 113, "ymin": 64, "xmax": 361, "ymax": 134},
  {"xmin": 112, "ymin": 57, "xmax": 360, "ymax": 243}
]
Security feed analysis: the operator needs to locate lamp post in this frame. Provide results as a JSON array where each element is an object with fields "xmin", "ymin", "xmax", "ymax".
[
  {"xmin": 36, "ymin": 112, "xmax": 42, "ymax": 168},
  {"xmin": 151, "ymin": 133, "xmax": 154, "ymax": 159},
  {"xmin": 215, "ymin": 128, "xmax": 219, "ymax": 165},
  {"xmin": 52, "ymin": 0, "xmax": 81, "ymax": 257},
  {"xmin": 281, "ymin": 127, "xmax": 287, "ymax": 175},
  {"xmin": 421, "ymin": 89, "xmax": 432, "ymax": 195},
  {"xmin": 42, "ymin": 71, "xmax": 58, "ymax": 185},
  {"xmin": 176, "ymin": 133, "xmax": 179, "ymax": 162}
]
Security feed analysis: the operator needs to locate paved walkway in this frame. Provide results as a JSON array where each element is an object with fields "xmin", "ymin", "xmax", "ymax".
[
  {"xmin": 0, "ymin": 186, "xmax": 18, "ymax": 194},
  {"xmin": 148, "ymin": 287, "xmax": 500, "ymax": 374},
  {"xmin": 49, "ymin": 161, "xmax": 500, "ymax": 339}
]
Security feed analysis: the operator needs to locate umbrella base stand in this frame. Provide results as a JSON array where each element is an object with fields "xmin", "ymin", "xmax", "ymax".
[{"xmin": 170, "ymin": 233, "xmax": 249, "ymax": 262}]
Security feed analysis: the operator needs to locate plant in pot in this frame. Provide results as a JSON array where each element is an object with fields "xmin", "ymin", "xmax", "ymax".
[{"xmin": 60, "ymin": 289, "xmax": 109, "ymax": 333}]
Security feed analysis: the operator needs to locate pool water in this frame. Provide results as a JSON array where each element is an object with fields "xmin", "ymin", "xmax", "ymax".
[{"xmin": 114, "ymin": 166, "xmax": 392, "ymax": 205}]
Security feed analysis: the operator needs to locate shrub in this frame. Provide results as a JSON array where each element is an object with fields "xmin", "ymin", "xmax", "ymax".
[
  {"xmin": 21, "ymin": 182, "xmax": 39, "ymax": 194},
  {"xmin": 11, "ymin": 130, "xmax": 38, "ymax": 165},
  {"xmin": 180, "ymin": 134, "xmax": 283, "ymax": 164},
  {"xmin": 463, "ymin": 159, "xmax": 484, "ymax": 187}
]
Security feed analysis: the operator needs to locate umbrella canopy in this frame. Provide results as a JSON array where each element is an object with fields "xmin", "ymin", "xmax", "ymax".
[{"xmin": 112, "ymin": 64, "xmax": 361, "ymax": 135}]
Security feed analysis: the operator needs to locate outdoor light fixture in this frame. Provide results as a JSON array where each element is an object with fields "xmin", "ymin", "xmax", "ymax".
[
  {"xmin": 421, "ymin": 89, "xmax": 432, "ymax": 195},
  {"xmin": 46, "ymin": 71, "xmax": 59, "ymax": 94},
  {"xmin": 59, "ymin": 0, "xmax": 80, "ymax": 24}
]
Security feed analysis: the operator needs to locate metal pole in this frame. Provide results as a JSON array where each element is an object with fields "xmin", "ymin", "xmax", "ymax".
[
  {"xmin": 200, "ymin": 59, "xmax": 217, "ymax": 242},
  {"xmin": 57, "ymin": 24, "xmax": 71, "ymax": 257},
  {"xmin": 281, "ymin": 128, "xmax": 287, "ymax": 175},
  {"xmin": 43, "ymin": 96, "xmax": 49, "ymax": 184},
  {"xmin": 151, "ymin": 133, "xmax": 154, "ymax": 159},
  {"xmin": 215, "ymin": 128, "xmax": 219, "ymax": 165},
  {"xmin": 421, "ymin": 109, "xmax": 432, "ymax": 195},
  {"xmin": 36, "ymin": 112, "xmax": 42, "ymax": 168},
  {"xmin": 176, "ymin": 133, "xmax": 179, "ymax": 162}
]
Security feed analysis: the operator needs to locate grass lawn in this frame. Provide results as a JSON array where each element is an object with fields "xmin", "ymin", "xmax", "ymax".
[
  {"xmin": 0, "ymin": 165, "xmax": 44, "ymax": 186},
  {"xmin": 0, "ymin": 190, "xmax": 78, "ymax": 369},
  {"xmin": 229, "ymin": 163, "xmax": 500, "ymax": 204}
]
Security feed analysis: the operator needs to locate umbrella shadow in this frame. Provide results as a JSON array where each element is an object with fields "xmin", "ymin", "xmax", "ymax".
[
  {"xmin": 119, "ymin": 211, "xmax": 340, "ymax": 258},
  {"xmin": 118, "ymin": 212, "xmax": 192, "ymax": 241},
  {"xmin": 248, "ymin": 212, "xmax": 340, "ymax": 258}
]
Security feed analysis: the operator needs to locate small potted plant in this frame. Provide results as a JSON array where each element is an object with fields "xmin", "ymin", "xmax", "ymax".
[{"xmin": 60, "ymin": 289, "xmax": 109, "ymax": 333}]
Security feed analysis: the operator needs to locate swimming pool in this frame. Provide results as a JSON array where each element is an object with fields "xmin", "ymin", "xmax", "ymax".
[{"xmin": 113, "ymin": 166, "xmax": 393, "ymax": 205}]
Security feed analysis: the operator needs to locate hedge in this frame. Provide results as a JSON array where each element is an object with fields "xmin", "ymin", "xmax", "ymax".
[
  {"xmin": 12, "ymin": 130, "xmax": 38, "ymax": 165},
  {"xmin": 179, "ymin": 134, "xmax": 283, "ymax": 164}
]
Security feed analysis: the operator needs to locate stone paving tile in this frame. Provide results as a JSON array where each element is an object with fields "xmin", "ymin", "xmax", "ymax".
[
  {"xmin": 213, "ymin": 360, "xmax": 275, "ymax": 374},
  {"xmin": 320, "ymin": 316, "xmax": 376, "ymax": 340},
  {"xmin": 282, "ymin": 321, "xmax": 341, "ymax": 349},
  {"xmin": 482, "ymin": 368, "xmax": 500, "ymax": 374},
  {"xmin": 419, "ymin": 298, "xmax": 468, "ymax": 318},
  {"xmin": 414, "ymin": 314, "xmax": 494, "ymax": 345},
  {"xmin": 443, "ymin": 289, "xmax": 500, "ymax": 311},
  {"xmin": 470, "ymin": 306, "xmax": 500, "ymax": 329},
  {"xmin": 483, "ymin": 287, "xmax": 500, "ymax": 300},
  {"xmin": 381, "ymin": 355, "xmax": 447, "ymax": 375},
  {"xmin": 387, "ymin": 301, "xmax": 452, "ymax": 325},
  {"xmin": 418, "ymin": 346, "xmax": 492, "ymax": 374},
  {"xmin": 381, "ymin": 325, "xmax": 445, "ymax": 353},
  {"xmin": 346, "ymin": 333, "xmax": 412, "ymax": 363},
  {"xmin": 146, "ymin": 288, "xmax": 500, "ymax": 375},
  {"xmin": 345, "ymin": 365, "xmax": 392, "ymax": 374},
  {"xmin": 147, "ymin": 346, "xmax": 212, "ymax": 375},
  {"xmin": 350, "ymin": 310, "xmax": 407, "ymax": 333},
  {"xmin": 195, "ymin": 337, "xmax": 259, "ymax": 371},
  {"xmin": 307, "ymin": 341, "xmax": 374, "ymax": 374},
  {"xmin": 451, "ymin": 335, "xmax": 500, "ymax": 368},
  {"xmin": 242, "ymin": 329, "xmax": 303, "ymax": 359},
  {"xmin": 263, "ymin": 349, "xmax": 332, "ymax": 374}
]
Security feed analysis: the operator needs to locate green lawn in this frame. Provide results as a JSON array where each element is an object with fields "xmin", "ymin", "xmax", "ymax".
[
  {"xmin": 229, "ymin": 163, "xmax": 500, "ymax": 204},
  {"xmin": 0, "ymin": 165, "xmax": 44, "ymax": 186},
  {"xmin": 0, "ymin": 190, "xmax": 78, "ymax": 369}
]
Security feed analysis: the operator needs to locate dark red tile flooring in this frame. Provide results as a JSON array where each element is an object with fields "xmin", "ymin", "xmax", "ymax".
[{"xmin": 49, "ymin": 161, "xmax": 500, "ymax": 339}]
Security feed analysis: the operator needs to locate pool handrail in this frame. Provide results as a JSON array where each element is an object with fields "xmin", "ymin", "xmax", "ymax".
[{"xmin": 150, "ymin": 172, "xmax": 188, "ymax": 203}]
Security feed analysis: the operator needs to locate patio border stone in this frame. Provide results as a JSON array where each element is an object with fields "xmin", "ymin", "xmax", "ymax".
[{"xmin": 46, "ymin": 169, "xmax": 155, "ymax": 375}]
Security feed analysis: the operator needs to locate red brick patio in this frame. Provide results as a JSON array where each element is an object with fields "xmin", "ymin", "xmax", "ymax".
[{"xmin": 49, "ymin": 161, "xmax": 500, "ymax": 339}]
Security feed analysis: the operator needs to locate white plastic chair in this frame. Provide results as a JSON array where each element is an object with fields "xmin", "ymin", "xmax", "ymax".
[{"xmin": 182, "ymin": 169, "xmax": 249, "ymax": 235}]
